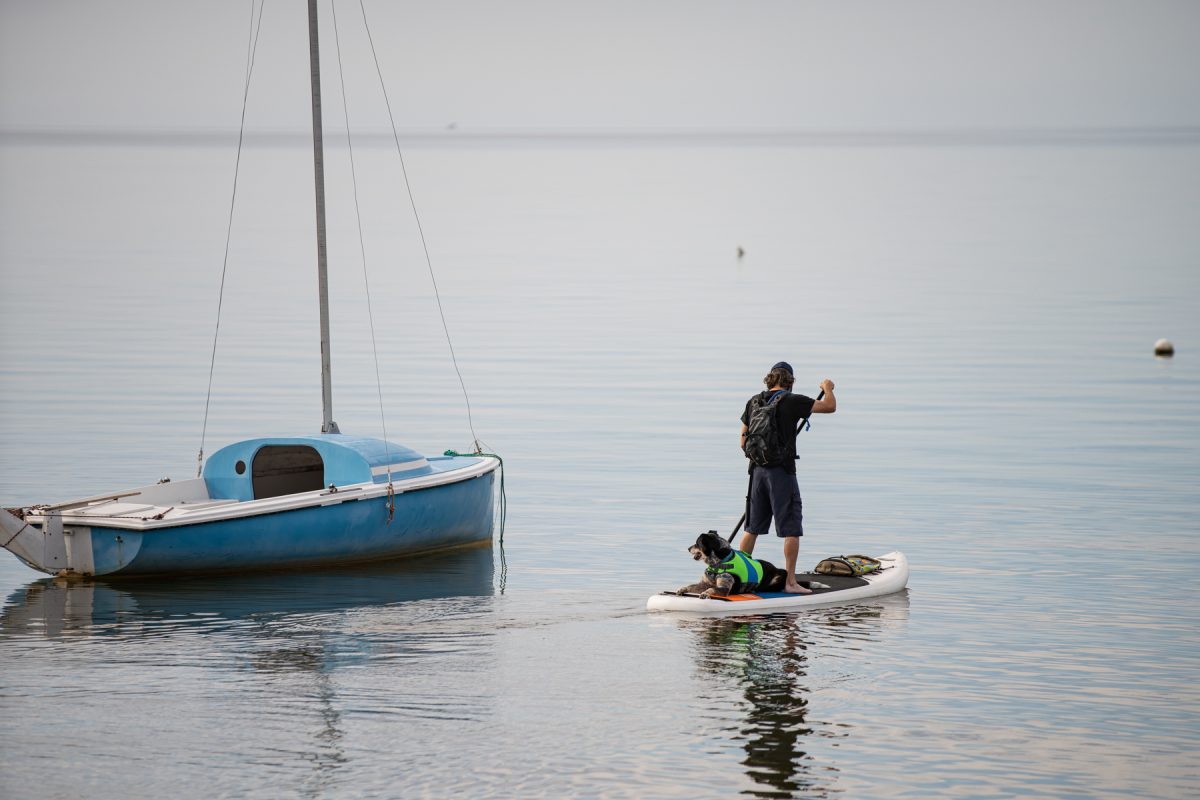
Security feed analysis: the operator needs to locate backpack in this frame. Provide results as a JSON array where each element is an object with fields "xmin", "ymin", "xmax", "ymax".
[
  {"xmin": 743, "ymin": 391, "xmax": 788, "ymax": 467},
  {"xmin": 814, "ymin": 555, "xmax": 883, "ymax": 577}
]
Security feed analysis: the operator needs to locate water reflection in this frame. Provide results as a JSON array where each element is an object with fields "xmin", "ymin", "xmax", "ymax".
[
  {"xmin": 681, "ymin": 594, "xmax": 910, "ymax": 799},
  {"xmin": 247, "ymin": 635, "xmax": 350, "ymax": 795},
  {"xmin": 0, "ymin": 547, "xmax": 500, "ymax": 795},
  {"xmin": 1, "ymin": 545, "xmax": 496, "ymax": 639}
]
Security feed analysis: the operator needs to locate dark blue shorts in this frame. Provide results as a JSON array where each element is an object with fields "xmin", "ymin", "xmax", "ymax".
[{"xmin": 746, "ymin": 466, "xmax": 804, "ymax": 538}]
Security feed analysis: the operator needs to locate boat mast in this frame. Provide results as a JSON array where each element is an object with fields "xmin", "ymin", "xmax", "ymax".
[{"xmin": 307, "ymin": 0, "xmax": 339, "ymax": 434}]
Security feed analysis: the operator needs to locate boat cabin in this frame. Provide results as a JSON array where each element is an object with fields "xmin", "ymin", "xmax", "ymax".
[{"xmin": 203, "ymin": 435, "xmax": 432, "ymax": 502}]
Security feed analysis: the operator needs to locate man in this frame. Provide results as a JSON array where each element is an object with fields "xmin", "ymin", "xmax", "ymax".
[{"xmin": 738, "ymin": 361, "xmax": 836, "ymax": 594}]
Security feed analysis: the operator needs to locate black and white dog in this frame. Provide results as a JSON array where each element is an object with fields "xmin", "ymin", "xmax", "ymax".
[{"xmin": 676, "ymin": 531, "xmax": 788, "ymax": 597}]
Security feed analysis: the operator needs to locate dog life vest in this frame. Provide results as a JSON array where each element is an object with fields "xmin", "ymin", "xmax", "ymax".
[{"xmin": 706, "ymin": 550, "xmax": 764, "ymax": 587}]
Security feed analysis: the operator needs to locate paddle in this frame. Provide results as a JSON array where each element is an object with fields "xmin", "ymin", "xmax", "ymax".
[{"xmin": 730, "ymin": 388, "xmax": 825, "ymax": 542}]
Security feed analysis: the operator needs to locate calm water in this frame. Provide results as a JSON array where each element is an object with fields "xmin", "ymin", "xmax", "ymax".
[{"xmin": 1, "ymin": 135, "xmax": 1198, "ymax": 799}]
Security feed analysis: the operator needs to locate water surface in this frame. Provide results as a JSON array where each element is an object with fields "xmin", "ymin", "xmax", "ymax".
[{"xmin": 1, "ymin": 135, "xmax": 1198, "ymax": 798}]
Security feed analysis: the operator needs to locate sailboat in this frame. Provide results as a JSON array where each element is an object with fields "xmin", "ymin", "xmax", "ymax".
[{"xmin": 0, "ymin": 1, "xmax": 499, "ymax": 578}]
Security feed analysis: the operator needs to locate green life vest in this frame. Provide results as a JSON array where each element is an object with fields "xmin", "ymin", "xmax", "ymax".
[{"xmin": 706, "ymin": 550, "xmax": 764, "ymax": 587}]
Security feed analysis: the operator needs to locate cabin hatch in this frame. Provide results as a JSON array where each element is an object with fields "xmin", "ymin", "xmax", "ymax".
[{"xmin": 252, "ymin": 445, "xmax": 325, "ymax": 499}]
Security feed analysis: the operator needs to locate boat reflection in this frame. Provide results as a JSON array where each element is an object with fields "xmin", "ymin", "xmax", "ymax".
[
  {"xmin": 0, "ymin": 544, "xmax": 499, "ymax": 789},
  {"xmin": 679, "ymin": 592, "xmax": 910, "ymax": 798},
  {"xmin": 1, "ymin": 544, "xmax": 496, "ymax": 640}
]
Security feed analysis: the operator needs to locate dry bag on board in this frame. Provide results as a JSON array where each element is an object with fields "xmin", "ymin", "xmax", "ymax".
[{"xmin": 814, "ymin": 555, "xmax": 883, "ymax": 577}]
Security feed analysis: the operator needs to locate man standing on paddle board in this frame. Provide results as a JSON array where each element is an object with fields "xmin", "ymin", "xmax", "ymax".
[{"xmin": 738, "ymin": 362, "xmax": 836, "ymax": 594}]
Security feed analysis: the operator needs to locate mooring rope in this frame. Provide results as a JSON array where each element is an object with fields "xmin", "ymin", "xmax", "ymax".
[
  {"xmin": 356, "ymin": 0, "xmax": 482, "ymax": 452},
  {"xmin": 444, "ymin": 450, "xmax": 507, "ymax": 544},
  {"xmin": 330, "ymin": 0, "xmax": 395, "ymax": 519},
  {"xmin": 197, "ymin": 0, "xmax": 266, "ymax": 477}
]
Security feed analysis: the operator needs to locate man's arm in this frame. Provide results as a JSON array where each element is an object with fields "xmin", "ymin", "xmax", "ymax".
[
  {"xmin": 811, "ymin": 379, "xmax": 836, "ymax": 414},
  {"xmin": 740, "ymin": 422, "xmax": 748, "ymax": 449}
]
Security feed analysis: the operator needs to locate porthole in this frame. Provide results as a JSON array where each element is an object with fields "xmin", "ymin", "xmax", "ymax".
[{"xmin": 235, "ymin": 460, "xmax": 246, "ymax": 475}]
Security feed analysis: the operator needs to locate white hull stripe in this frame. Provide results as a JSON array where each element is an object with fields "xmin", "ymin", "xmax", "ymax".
[{"xmin": 371, "ymin": 459, "xmax": 430, "ymax": 476}]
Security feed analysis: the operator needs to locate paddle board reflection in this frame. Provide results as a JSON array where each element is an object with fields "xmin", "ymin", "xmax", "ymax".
[{"xmin": 681, "ymin": 593, "xmax": 910, "ymax": 798}]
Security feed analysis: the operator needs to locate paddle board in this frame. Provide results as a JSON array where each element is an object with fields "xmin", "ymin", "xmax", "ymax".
[{"xmin": 646, "ymin": 550, "xmax": 908, "ymax": 614}]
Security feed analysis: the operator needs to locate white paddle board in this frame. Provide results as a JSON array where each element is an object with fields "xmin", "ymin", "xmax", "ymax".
[{"xmin": 646, "ymin": 551, "xmax": 909, "ymax": 614}]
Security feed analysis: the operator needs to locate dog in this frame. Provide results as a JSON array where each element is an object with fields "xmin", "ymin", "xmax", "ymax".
[{"xmin": 675, "ymin": 531, "xmax": 788, "ymax": 598}]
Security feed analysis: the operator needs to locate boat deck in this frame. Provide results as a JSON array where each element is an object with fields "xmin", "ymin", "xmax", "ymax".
[{"xmin": 25, "ymin": 456, "xmax": 497, "ymax": 532}]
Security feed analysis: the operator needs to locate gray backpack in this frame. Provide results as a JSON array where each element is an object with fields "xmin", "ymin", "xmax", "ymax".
[{"xmin": 743, "ymin": 392, "xmax": 788, "ymax": 467}]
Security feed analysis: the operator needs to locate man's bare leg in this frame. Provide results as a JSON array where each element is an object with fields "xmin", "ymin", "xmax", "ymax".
[
  {"xmin": 782, "ymin": 536, "xmax": 812, "ymax": 594},
  {"xmin": 738, "ymin": 532, "xmax": 758, "ymax": 555}
]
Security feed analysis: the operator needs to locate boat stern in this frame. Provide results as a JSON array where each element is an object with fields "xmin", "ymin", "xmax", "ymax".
[
  {"xmin": 3, "ymin": 506, "xmax": 147, "ymax": 577},
  {"xmin": 1, "ymin": 506, "xmax": 55, "ymax": 573}
]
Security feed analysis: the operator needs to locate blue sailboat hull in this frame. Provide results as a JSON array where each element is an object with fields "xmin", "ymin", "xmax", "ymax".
[
  {"xmin": 2, "ymin": 436, "xmax": 500, "ymax": 578},
  {"xmin": 45, "ymin": 471, "xmax": 494, "ymax": 577},
  {"xmin": 108, "ymin": 471, "xmax": 493, "ymax": 576}
]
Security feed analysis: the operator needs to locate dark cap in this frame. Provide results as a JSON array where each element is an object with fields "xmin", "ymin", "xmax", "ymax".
[{"xmin": 771, "ymin": 361, "xmax": 794, "ymax": 375}]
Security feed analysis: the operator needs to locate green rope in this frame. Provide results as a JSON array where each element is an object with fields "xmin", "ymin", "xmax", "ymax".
[{"xmin": 444, "ymin": 450, "xmax": 506, "ymax": 545}]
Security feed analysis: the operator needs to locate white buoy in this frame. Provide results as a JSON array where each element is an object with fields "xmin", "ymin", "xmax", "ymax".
[{"xmin": 1154, "ymin": 338, "xmax": 1175, "ymax": 357}]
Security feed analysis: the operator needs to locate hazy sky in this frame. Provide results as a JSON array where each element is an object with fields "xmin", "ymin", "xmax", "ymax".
[{"xmin": 2, "ymin": 0, "xmax": 1199, "ymax": 132}]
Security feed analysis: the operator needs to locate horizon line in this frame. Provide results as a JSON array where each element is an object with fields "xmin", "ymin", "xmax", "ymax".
[{"xmin": 4, "ymin": 124, "xmax": 1200, "ymax": 148}]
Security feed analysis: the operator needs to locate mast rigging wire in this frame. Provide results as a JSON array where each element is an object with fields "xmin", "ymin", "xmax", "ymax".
[
  {"xmin": 355, "ymin": 0, "xmax": 482, "ymax": 452},
  {"xmin": 197, "ymin": 0, "xmax": 266, "ymax": 477},
  {"xmin": 330, "ymin": 0, "xmax": 395, "ymax": 515},
  {"xmin": 199, "ymin": 1, "xmax": 486, "ymax": 475}
]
